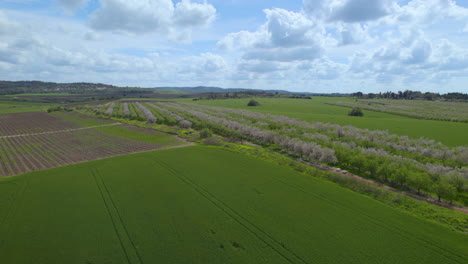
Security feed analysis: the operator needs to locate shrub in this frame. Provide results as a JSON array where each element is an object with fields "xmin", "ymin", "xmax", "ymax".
[
  {"xmin": 203, "ymin": 137, "xmax": 223, "ymax": 145},
  {"xmin": 348, "ymin": 107, "xmax": 364, "ymax": 117},
  {"xmin": 200, "ymin": 128, "xmax": 212, "ymax": 139},
  {"xmin": 247, "ymin": 99, "xmax": 260, "ymax": 106},
  {"xmin": 179, "ymin": 120, "xmax": 192, "ymax": 129},
  {"xmin": 47, "ymin": 106, "xmax": 72, "ymax": 113}
]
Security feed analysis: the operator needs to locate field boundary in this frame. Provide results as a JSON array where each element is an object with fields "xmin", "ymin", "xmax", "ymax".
[{"xmin": 0, "ymin": 123, "xmax": 122, "ymax": 139}]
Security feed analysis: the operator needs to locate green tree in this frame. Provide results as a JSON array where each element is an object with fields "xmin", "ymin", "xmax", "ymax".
[
  {"xmin": 200, "ymin": 129, "xmax": 212, "ymax": 139},
  {"xmin": 247, "ymin": 99, "xmax": 260, "ymax": 106},
  {"xmin": 348, "ymin": 107, "xmax": 364, "ymax": 117},
  {"xmin": 432, "ymin": 180, "xmax": 456, "ymax": 203},
  {"xmin": 407, "ymin": 173, "xmax": 430, "ymax": 194}
]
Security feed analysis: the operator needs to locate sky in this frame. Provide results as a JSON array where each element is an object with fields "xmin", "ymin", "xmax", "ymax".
[{"xmin": 1, "ymin": 0, "xmax": 468, "ymax": 93}]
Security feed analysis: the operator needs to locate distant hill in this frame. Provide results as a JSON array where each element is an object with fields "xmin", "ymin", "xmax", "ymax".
[
  {"xmin": 0, "ymin": 80, "xmax": 152, "ymax": 95},
  {"xmin": 0, "ymin": 81, "xmax": 345, "ymax": 97},
  {"xmin": 153, "ymin": 86, "xmax": 303, "ymax": 94}
]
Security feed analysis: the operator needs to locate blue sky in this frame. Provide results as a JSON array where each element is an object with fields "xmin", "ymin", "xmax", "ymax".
[{"xmin": 1, "ymin": 0, "xmax": 468, "ymax": 93}]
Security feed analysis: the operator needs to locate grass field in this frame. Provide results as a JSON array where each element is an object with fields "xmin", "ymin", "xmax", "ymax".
[
  {"xmin": 154, "ymin": 89, "xmax": 188, "ymax": 94},
  {"xmin": 0, "ymin": 146, "xmax": 466, "ymax": 264},
  {"xmin": 6, "ymin": 93, "xmax": 75, "ymax": 96},
  {"xmin": 328, "ymin": 99, "xmax": 468, "ymax": 122},
  {"xmin": 0, "ymin": 98, "xmax": 52, "ymax": 113},
  {"xmin": 53, "ymin": 112, "xmax": 180, "ymax": 145},
  {"xmin": 0, "ymin": 106, "xmax": 48, "ymax": 114},
  {"xmin": 189, "ymin": 97, "xmax": 468, "ymax": 146}
]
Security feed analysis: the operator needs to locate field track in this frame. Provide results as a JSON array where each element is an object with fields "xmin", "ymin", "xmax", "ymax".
[
  {"xmin": 0, "ymin": 112, "xmax": 185, "ymax": 177},
  {"xmin": 0, "ymin": 123, "xmax": 122, "ymax": 139}
]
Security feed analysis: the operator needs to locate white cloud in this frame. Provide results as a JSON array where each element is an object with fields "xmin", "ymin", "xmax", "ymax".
[
  {"xmin": 338, "ymin": 23, "xmax": 370, "ymax": 45},
  {"xmin": 89, "ymin": 0, "xmax": 175, "ymax": 34},
  {"xmin": 0, "ymin": 10, "xmax": 20, "ymax": 35},
  {"xmin": 216, "ymin": 30, "xmax": 269, "ymax": 50},
  {"xmin": 243, "ymin": 46, "xmax": 322, "ymax": 62},
  {"xmin": 178, "ymin": 53, "xmax": 227, "ymax": 74},
  {"xmin": 238, "ymin": 60, "xmax": 285, "ymax": 73},
  {"xmin": 393, "ymin": 0, "xmax": 468, "ymax": 25},
  {"xmin": 174, "ymin": 0, "xmax": 216, "ymax": 27},
  {"xmin": 89, "ymin": 0, "xmax": 216, "ymax": 40},
  {"xmin": 302, "ymin": 0, "xmax": 396, "ymax": 22},
  {"xmin": 83, "ymin": 30, "xmax": 99, "ymax": 41},
  {"xmin": 218, "ymin": 8, "xmax": 327, "ymax": 64},
  {"xmin": 57, "ymin": 0, "xmax": 89, "ymax": 13},
  {"xmin": 2, "ymin": 0, "xmax": 468, "ymax": 93},
  {"xmin": 330, "ymin": 0, "xmax": 395, "ymax": 23},
  {"xmin": 300, "ymin": 57, "xmax": 348, "ymax": 80},
  {"xmin": 402, "ymin": 39, "xmax": 432, "ymax": 64}
]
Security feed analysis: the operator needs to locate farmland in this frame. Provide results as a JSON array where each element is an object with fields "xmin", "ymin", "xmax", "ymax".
[
  {"xmin": 84, "ymin": 101, "xmax": 468, "ymax": 207},
  {"xmin": 328, "ymin": 99, "xmax": 468, "ymax": 122},
  {"xmin": 0, "ymin": 146, "xmax": 466, "ymax": 264},
  {"xmin": 0, "ymin": 111, "xmax": 184, "ymax": 177},
  {"xmin": 0, "ymin": 94, "xmax": 467, "ymax": 264},
  {"xmin": 188, "ymin": 97, "xmax": 468, "ymax": 146}
]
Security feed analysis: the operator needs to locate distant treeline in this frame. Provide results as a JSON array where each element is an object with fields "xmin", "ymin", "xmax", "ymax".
[
  {"xmin": 0, "ymin": 81, "xmax": 153, "ymax": 95},
  {"xmin": 352, "ymin": 90, "xmax": 468, "ymax": 101},
  {"xmin": 193, "ymin": 91, "xmax": 312, "ymax": 100}
]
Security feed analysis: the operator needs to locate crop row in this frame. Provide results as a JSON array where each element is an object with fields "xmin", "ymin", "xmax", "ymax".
[
  {"xmin": 185, "ymin": 103, "xmax": 468, "ymax": 167},
  {"xmin": 86, "ymin": 102, "xmax": 193, "ymax": 127},
  {"xmin": 0, "ymin": 128, "xmax": 163, "ymax": 178},
  {"xmin": 0, "ymin": 112, "xmax": 80, "ymax": 136},
  {"xmin": 329, "ymin": 100, "xmax": 468, "ymax": 122},
  {"xmin": 84, "ymin": 101, "xmax": 467, "ymax": 203},
  {"xmin": 161, "ymin": 102, "xmax": 468, "ymax": 204}
]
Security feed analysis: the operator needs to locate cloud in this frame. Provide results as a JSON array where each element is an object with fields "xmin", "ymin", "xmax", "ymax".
[
  {"xmin": 432, "ymin": 40, "xmax": 468, "ymax": 71},
  {"xmin": 302, "ymin": 0, "xmax": 395, "ymax": 23},
  {"xmin": 218, "ymin": 8, "xmax": 327, "ymax": 65},
  {"xmin": 402, "ymin": 39, "xmax": 432, "ymax": 64},
  {"xmin": 393, "ymin": 0, "xmax": 468, "ymax": 25},
  {"xmin": 89, "ymin": 0, "xmax": 216, "ymax": 39},
  {"xmin": 330, "ymin": 0, "xmax": 395, "ymax": 23},
  {"xmin": 58, "ymin": 0, "xmax": 89, "ymax": 13},
  {"xmin": 83, "ymin": 30, "xmax": 99, "ymax": 41},
  {"xmin": 0, "ymin": 10, "xmax": 20, "ymax": 35},
  {"xmin": 243, "ymin": 46, "xmax": 322, "ymax": 62},
  {"xmin": 216, "ymin": 30, "xmax": 269, "ymax": 50},
  {"xmin": 238, "ymin": 60, "xmax": 285, "ymax": 73},
  {"xmin": 178, "ymin": 53, "xmax": 227, "ymax": 74},
  {"xmin": 299, "ymin": 58, "xmax": 348, "ymax": 80},
  {"xmin": 338, "ymin": 23, "xmax": 370, "ymax": 45},
  {"xmin": 265, "ymin": 8, "xmax": 321, "ymax": 47},
  {"xmin": 89, "ymin": 0, "xmax": 174, "ymax": 34},
  {"xmin": 173, "ymin": 0, "xmax": 216, "ymax": 27},
  {"xmin": 3, "ymin": 0, "xmax": 468, "ymax": 93}
]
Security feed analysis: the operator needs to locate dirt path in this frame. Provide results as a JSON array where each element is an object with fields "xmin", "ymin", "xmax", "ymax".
[
  {"xmin": 0, "ymin": 123, "xmax": 122, "ymax": 139},
  {"xmin": 309, "ymin": 163, "xmax": 468, "ymax": 214},
  {"xmin": 236, "ymin": 139, "xmax": 468, "ymax": 214}
]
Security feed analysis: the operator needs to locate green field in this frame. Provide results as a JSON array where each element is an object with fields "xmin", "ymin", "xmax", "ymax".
[
  {"xmin": 154, "ymin": 89, "xmax": 188, "ymax": 95},
  {"xmin": 0, "ymin": 104, "xmax": 48, "ymax": 114},
  {"xmin": 0, "ymin": 98, "xmax": 52, "ymax": 113},
  {"xmin": 6, "ymin": 93, "xmax": 75, "ymax": 96},
  {"xmin": 189, "ymin": 97, "xmax": 468, "ymax": 146},
  {"xmin": 0, "ymin": 146, "xmax": 466, "ymax": 264}
]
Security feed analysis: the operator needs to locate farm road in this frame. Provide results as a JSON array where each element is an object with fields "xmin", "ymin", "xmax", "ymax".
[{"xmin": 0, "ymin": 123, "xmax": 122, "ymax": 139}]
